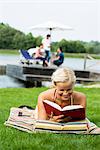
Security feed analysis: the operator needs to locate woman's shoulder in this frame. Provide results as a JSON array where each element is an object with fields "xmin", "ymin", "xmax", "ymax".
[
  {"xmin": 38, "ymin": 88, "xmax": 55, "ymax": 99},
  {"xmin": 73, "ymin": 91, "xmax": 86, "ymax": 108},
  {"xmin": 73, "ymin": 91, "xmax": 86, "ymax": 99}
]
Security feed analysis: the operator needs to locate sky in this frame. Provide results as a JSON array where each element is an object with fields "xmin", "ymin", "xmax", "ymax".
[{"xmin": 0, "ymin": 0, "xmax": 100, "ymax": 42}]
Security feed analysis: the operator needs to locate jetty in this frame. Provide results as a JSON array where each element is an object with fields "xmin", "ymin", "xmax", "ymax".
[
  {"xmin": 5, "ymin": 64, "xmax": 100, "ymax": 87},
  {"xmin": 0, "ymin": 65, "xmax": 6, "ymax": 75}
]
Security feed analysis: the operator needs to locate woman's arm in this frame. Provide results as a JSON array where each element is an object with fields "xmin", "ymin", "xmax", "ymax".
[
  {"xmin": 37, "ymin": 93, "xmax": 48, "ymax": 120},
  {"xmin": 73, "ymin": 91, "xmax": 87, "ymax": 109},
  {"xmin": 37, "ymin": 89, "xmax": 65, "ymax": 122}
]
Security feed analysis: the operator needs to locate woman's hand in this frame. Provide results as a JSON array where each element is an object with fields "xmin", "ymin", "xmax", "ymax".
[
  {"xmin": 49, "ymin": 112, "xmax": 72, "ymax": 122},
  {"xmin": 49, "ymin": 114, "xmax": 64, "ymax": 122}
]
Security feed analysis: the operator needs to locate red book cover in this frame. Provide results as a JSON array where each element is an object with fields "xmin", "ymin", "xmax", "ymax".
[{"xmin": 43, "ymin": 100, "xmax": 85, "ymax": 121}]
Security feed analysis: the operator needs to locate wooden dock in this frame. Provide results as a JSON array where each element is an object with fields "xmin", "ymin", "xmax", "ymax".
[
  {"xmin": 6, "ymin": 64, "xmax": 100, "ymax": 87},
  {"xmin": 0, "ymin": 65, "xmax": 6, "ymax": 75},
  {"xmin": 6, "ymin": 64, "xmax": 57, "ymax": 87}
]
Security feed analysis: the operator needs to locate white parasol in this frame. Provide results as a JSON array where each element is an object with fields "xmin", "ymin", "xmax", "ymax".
[{"xmin": 30, "ymin": 20, "xmax": 73, "ymax": 40}]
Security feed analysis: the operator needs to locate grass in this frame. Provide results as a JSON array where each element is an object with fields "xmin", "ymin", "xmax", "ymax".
[
  {"xmin": 0, "ymin": 87, "xmax": 100, "ymax": 150},
  {"xmin": 0, "ymin": 49, "xmax": 19, "ymax": 55},
  {"xmin": 0, "ymin": 49, "xmax": 100, "ymax": 59},
  {"xmin": 64, "ymin": 53, "xmax": 100, "ymax": 59}
]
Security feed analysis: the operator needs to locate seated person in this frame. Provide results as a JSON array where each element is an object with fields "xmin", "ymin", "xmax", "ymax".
[
  {"xmin": 52, "ymin": 47, "xmax": 64, "ymax": 67},
  {"xmin": 34, "ymin": 43, "xmax": 48, "ymax": 66},
  {"xmin": 35, "ymin": 67, "xmax": 100, "ymax": 134}
]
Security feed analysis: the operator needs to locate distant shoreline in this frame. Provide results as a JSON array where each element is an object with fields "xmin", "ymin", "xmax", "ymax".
[{"xmin": 0, "ymin": 49, "xmax": 100, "ymax": 59}]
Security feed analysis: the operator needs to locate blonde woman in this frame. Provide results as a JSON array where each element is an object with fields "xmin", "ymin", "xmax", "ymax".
[{"xmin": 36, "ymin": 67, "xmax": 100, "ymax": 134}]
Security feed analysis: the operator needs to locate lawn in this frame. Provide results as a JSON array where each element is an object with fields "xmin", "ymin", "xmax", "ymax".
[
  {"xmin": 0, "ymin": 87, "xmax": 100, "ymax": 150},
  {"xmin": 0, "ymin": 49, "xmax": 19, "ymax": 55},
  {"xmin": 0, "ymin": 49, "xmax": 100, "ymax": 59}
]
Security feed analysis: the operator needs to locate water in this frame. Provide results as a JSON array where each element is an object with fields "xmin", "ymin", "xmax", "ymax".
[
  {"xmin": 0, "ymin": 55, "xmax": 19, "ymax": 65},
  {"xmin": 63, "ymin": 58, "xmax": 100, "ymax": 71},
  {"xmin": 0, "ymin": 54, "xmax": 100, "ymax": 71},
  {"xmin": 0, "ymin": 75, "xmax": 25, "ymax": 88},
  {"xmin": 0, "ymin": 54, "xmax": 100, "ymax": 88}
]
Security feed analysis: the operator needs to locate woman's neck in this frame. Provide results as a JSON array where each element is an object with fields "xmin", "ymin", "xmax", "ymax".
[{"xmin": 55, "ymin": 93, "xmax": 72, "ymax": 108}]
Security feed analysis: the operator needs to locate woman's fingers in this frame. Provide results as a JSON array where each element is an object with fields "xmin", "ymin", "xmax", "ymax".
[
  {"xmin": 49, "ymin": 114, "xmax": 65, "ymax": 122},
  {"xmin": 52, "ymin": 115, "xmax": 64, "ymax": 122},
  {"xmin": 55, "ymin": 115, "xmax": 64, "ymax": 119},
  {"xmin": 50, "ymin": 112, "xmax": 53, "ymax": 118}
]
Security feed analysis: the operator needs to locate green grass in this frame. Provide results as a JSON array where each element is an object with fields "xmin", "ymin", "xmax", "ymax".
[
  {"xmin": 0, "ymin": 49, "xmax": 100, "ymax": 59},
  {"xmin": 64, "ymin": 53, "xmax": 100, "ymax": 59},
  {"xmin": 0, "ymin": 87, "xmax": 100, "ymax": 150},
  {"xmin": 0, "ymin": 49, "xmax": 19, "ymax": 55}
]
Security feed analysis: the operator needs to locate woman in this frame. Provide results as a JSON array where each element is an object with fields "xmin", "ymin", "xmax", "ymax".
[
  {"xmin": 36, "ymin": 67, "xmax": 100, "ymax": 134},
  {"xmin": 34, "ymin": 43, "xmax": 48, "ymax": 66}
]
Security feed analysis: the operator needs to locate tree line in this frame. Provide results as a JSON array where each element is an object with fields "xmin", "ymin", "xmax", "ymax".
[{"xmin": 0, "ymin": 23, "xmax": 100, "ymax": 54}]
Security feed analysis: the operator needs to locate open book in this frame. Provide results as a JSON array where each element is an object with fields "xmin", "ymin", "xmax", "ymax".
[{"xmin": 43, "ymin": 100, "xmax": 85, "ymax": 121}]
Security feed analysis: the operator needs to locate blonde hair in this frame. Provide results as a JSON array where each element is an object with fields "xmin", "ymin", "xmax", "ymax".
[{"xmin": 51, "ymin": 67, "xmax": 76, "ymax": 86}]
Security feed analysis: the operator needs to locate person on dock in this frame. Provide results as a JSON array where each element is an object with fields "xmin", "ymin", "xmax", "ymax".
[
  {"xmin": 42, "ymin": 34, "xmax": 51, "ymax": 63},
  {"xmin": 34, "ymin": 43, "xmax": 48, "ymax": 66},
  {"xmin": 52, "ymin": 47, "xmax": 64, "ymax": 67},
  {"xmin": 35, "ymin": 67, "xmax": 100, "ymax": 134}
]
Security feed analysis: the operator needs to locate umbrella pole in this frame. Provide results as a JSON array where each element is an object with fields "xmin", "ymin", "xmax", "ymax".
[{"xmin": 49, "ymin": 28, "xmax": 52, "ymax": 51}]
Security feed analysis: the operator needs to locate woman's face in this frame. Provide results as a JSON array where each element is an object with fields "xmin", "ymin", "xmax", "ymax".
[{"xmin": 56, "ymin": 81, "xmax": 73, "ymax": 101}]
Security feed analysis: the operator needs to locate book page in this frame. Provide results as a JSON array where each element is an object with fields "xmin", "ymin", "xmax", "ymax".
[
  {"xmin": 43, "ymin": 100, "xmax": 62, "ymax": 110},
  {"xmin": 43, "ymin": 100, "xmax": 83, "ymax": 111},
  {"xmin": 62, "ymin": 105, "xmax": 83, "ymax": 111}
]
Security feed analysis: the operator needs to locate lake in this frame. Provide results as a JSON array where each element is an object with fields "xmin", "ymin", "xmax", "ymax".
[
  {"xmin": 0, "ymin": 75, "xmax": 25, "ymax": 88},
  {"xmin": 0, "ymin": 54, "xmax": 100, "ymax": 71},
  {"xmin": 0, "ymin": 54, "xmax": 100, "ymax": 88}
]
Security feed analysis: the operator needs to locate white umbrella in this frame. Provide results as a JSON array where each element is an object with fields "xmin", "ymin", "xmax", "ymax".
[{"xmin": 30, "ymin": 20, "xmax": 73, "ymax": 40}]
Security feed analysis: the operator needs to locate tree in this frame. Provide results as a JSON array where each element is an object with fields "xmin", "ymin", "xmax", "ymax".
[
  {"xmin": 35, "ymin": 36, "xmax": 43, "ymax": 46},
  {"xmin": 23, "ymin": 33, "xmax": 36, "ymax": 49},
  {"xmin": 0, "ymin": 23, "xmax": 17, "ymax": 49},
  {"xmin": 12, "ymin": 32, "xmax": 26, "ymax": 49},
  {"xmin": 58, "ymin": 40, "xmax": 86, "ymax": 53},
  {"xmin": 0, "ymin": 23, "xmax": 100, "ymax": 54}
]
